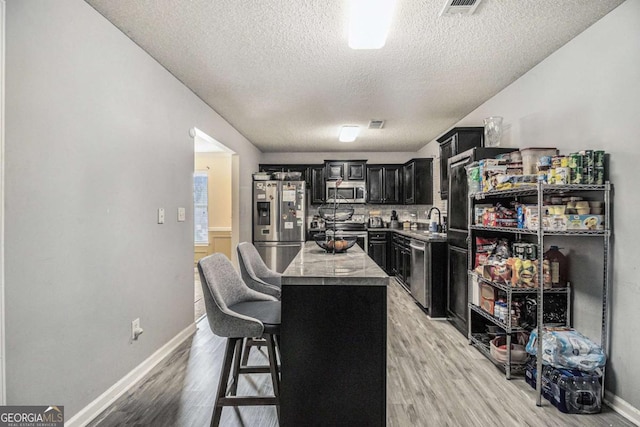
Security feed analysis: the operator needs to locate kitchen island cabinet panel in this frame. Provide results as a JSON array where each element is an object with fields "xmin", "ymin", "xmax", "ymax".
[{"xmin": 281, "ymin": 242, "xmax": 387, "ymax": 426}]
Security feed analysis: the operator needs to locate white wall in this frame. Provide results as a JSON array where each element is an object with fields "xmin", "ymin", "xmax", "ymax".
[
  {"xmin": 421, "ymin": 0, "xmax": 640, "ymax": 409},
  {"xmin": 5, "ymin": 0, "xmax": 260, "ymax": 417}
]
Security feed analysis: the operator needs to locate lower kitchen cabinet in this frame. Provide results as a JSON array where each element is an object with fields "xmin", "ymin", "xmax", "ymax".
[
  {"xmin": 392, "ymin": 233, "xmax": 411, "ymax": 290},
  {"xmin": 368, "ymin": 230, "xmax": 390, "ymax": 273},
  {"xmin": 447, "ymin": 244, "xmax": 468, "ymax": 334}
]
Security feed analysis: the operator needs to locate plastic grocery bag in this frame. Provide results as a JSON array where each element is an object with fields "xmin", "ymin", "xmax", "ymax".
[{"xmin": 526, "ymin": 327, "xmax": 606, "ymax": 372}]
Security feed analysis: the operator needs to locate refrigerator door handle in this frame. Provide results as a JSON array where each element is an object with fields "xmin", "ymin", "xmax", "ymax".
[
  {"xmin": 274, "ymin": 182, "xmax": 281, "ymax": 236},
  {"xmin": 450, "ymin": 158, "xmax": 470, "ymax": 169}
]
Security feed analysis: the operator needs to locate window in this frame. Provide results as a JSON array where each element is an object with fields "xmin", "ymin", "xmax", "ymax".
[{"xmin": 194, "ymin": 171, "xmax": 208, "ymax": 244}]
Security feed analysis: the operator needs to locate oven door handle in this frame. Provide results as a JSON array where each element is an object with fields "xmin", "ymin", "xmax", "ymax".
[{"xmin": 409, "ymin": 242, "xmax": 425, "ymax": 251}]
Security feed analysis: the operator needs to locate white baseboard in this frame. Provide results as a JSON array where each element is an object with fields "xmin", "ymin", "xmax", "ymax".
[
  {"xmin": 66, "ymin": 323, "xmax": 197, "ymax": 427},
  {"xmin": 605, "ymin": 391, "xmax": 640, "ymax": 426}
]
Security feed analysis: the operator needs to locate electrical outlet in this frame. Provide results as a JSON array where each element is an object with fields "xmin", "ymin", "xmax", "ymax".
[
  {"xmin": 131, "ymin": 318, "xmax": 144, "ymax": 340},
  {"xmin": 177, "ymin": 207, "xmax": 186, "ymax": 222},
  {"xmin": 158, "ymin": 208, "xmax": 165, "ymax": 224}
]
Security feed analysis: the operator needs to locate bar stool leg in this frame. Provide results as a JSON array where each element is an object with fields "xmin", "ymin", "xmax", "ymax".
[
  {"xmin": 229, "ymin": 339, "xmax": 243, "ymax": 396},
  {"xmin": 265, "ymin": 333, "xmax": 280, "ymax": 422},
  {"xmin": 240, "ymin": 337, "xmax": 252, "ymax": 367},
  {"xmin": 211, "ymin": 337, "xmax": 238, "ymax": 427}
]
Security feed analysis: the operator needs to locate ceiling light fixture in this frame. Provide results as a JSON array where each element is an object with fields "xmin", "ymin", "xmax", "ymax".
[
  {"xmin": 348, "ymin": 0, "xmax": 396, "ymax": 49},
  {"xmin": 339, "ymin": 125, "xmax": 360, "ymax": 142}
]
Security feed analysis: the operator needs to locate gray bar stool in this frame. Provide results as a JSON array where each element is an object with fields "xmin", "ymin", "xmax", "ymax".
[
  {"xmin": 197, "ymin": 253, "xmax": 281, "ymax": 427},
  {"xmin": 237, "ymin": 241, "xmax": 282, "ymax": 299}
]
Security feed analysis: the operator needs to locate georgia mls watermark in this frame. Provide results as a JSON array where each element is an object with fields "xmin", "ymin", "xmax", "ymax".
[{"xmin": 0, "ymin": 406, "xmax": 64, "ymax": 427}]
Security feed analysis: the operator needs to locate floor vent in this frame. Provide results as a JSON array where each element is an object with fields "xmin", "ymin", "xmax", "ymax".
[
  {"xmin": 439, "ymin": 0, "xmax": 481, "ymax": 16},
  {"xmin": 368, "ymin": 120, "xmax": 385, "ymax": 129}
]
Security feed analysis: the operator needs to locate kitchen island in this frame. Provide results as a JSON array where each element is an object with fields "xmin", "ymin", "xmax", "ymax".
[{"xmin": 280, "ymin": 241, "xmax": 389, "ymax": 426}]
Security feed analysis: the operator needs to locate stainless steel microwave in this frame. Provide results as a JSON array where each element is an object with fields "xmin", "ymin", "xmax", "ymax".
[{"xmin": 326, "ymin": 181, "xmax": 366, "ymax": 203}]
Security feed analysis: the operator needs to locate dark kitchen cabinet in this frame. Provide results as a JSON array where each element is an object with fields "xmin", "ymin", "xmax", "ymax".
[
  {"xmin": 436, "ymin": 127, "xmax": 484, "ymax": 200},
  {"xmin": 325, "ymin": 160, "xmax": 366, "ymax": 181},
  {"xmin": 392, "ymin": 234, "xmax": 402, "ymax": 279},
  {"xmin": 447, "ymin": 244, "xmax": 469, "ymax": 335},
  {"xmin": 366, "ymin": 165, "xmax": 402, "ymax": 204},
  {"xmin": 368, "ymin": 231, "xmax": 390, "ymax": 273},
  {"xmin": 402, "ymin": 243, "xmax": 411, "ymax": 290},
  {"xmin": 310, "ymin": 165, "xmax": 325, "ymax": 204},
  {"xmin": 392, "ymin": 234, "xmax": 411, "ymax": 290},
  {"xmin": 403, "ymin": 158, "xmax": 433, "ymax": 205}
]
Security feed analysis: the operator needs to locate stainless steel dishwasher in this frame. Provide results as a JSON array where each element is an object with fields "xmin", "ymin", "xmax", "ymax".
[{"xmin": 409, "ymin": 239, "xmax": 427, "ymax": 307}]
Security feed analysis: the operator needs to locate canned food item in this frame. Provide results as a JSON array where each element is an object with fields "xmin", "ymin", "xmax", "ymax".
[
  {"xmin": 513, "ymin": 242, "xmax": 526, "ymax": 259},
  {"xmin": 595, "ymin": 167, "xmax": 604, "ymax": 185},
  {"xmin": 594, "ymin": 150, "xmax": 605, "ymax": 168},
  {"xmin": 555, "ymin": 167, "xmax": 570, "ymax": 185},
  {"xmin": 584, "ymin": 166, "xmax": 595, "ymax": 184},
  {"xmin": 560, "ymin": 157, "xmax": 569, "ymax": 167},
  {"xmin": 525, "ymin": 244, "xmax": 537, "ymax": 261},
  {"xmin": 570, "ymin": 166, "xmax": 583, "ymax": 184},
  {"xmin": 581, "ymin": 150, "xmax": 594, "ymax": 168},
  {"xmin": 569, "ymin": 153, "xmax": 583, "ymax": 169}
]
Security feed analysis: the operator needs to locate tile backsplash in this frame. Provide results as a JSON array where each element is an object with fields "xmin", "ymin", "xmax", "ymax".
[{"xmin": 307, "ymin": 203, "xmax": 445, "ymax": 226}]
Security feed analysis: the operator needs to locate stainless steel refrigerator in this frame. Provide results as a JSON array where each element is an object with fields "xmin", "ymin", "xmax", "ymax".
[{"xmin": 253, "ymin": 180, "xmax": 306, "ymax": 273}]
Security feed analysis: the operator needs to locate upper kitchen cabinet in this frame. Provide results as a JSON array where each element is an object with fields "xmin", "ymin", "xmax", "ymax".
[
  {"xmin": 367, "ymin": 165, "xmax": 402, "ymax": 204},
  {"xmin": 325, "ymin": 160, "xmax": 367, "ymax": 181},
  {"xmin": 403, "ymin": 158, "xmax": 433, "ymax": 205},
  {"xmin": 436, "ymin": 127, "xmax": 484, "ymax": 200},
  {"xmin": 309, "ymin": 165, "xmax": 325, "ymax": 204}
]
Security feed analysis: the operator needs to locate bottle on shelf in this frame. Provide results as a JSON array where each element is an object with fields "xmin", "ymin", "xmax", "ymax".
[{"xmin": 544, "ymin": 246, "xmax": 568, "ymax": 288}]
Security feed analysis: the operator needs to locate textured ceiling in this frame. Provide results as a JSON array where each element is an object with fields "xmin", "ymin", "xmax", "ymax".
[{"xmin": 86, "ymin": 0, "xmax": 624, "ymax": 153}]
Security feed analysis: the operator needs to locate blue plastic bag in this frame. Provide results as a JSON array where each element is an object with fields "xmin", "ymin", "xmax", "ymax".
[{"xmin": 526, "ymin": 327, "xmax": 606, "ymax": 372}]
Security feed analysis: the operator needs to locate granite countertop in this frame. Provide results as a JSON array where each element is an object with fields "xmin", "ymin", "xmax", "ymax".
[
  {"xmin": 390, "ymin": 229, "xmax": 448, "ymax": 242},
  {"xmin": 282, "ymin": 241, "xmax": 389, "ymax": 286}
]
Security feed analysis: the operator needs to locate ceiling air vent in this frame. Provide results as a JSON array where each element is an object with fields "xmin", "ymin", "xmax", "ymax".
[
  {"xmin": 368, "ymin": 120, "xmax": 385, "ymax": 129},
  {"xmin": 439, "ymin": 0, "xmax": 481, "ymax": 16}
]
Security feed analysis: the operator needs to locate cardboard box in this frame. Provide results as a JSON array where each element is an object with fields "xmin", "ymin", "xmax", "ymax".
[
  {"xmin": 565, "ymin": 214, "xmax": 604, "ymax": 230},
  {"xmin": 480, "ymin": 283, "xmax": 496, "ymax": 315},
  {"xmin": 470, "ymin": 274, "xmax": 480, "ymax": 306},
  {"xmin": 525, "ymin": 213, "xmax": 567, "ymax": 231}
]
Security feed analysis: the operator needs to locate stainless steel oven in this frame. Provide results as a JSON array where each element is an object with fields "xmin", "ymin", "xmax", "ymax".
[{"xmin": 326, "ymin": 181, "xmax": 366, "ymax": 204}]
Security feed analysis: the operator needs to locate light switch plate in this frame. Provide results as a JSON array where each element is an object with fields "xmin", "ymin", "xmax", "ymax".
[
  {"xmin": 158, "ymin": 208, "xmax": 165, "ymax": 224},
  {"xmin": 178, "ymin": 207, "xmax": 186, "ymax": 222}
]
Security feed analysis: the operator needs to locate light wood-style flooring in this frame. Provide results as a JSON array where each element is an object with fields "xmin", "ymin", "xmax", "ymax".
[{"xmin": 89, "ymin": 280, "xmax": 634, "ymax": 427}]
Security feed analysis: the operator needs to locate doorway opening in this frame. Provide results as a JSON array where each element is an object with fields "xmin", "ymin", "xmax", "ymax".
[{"xmin": 192, "ymin": 128, "xmax": 234, "ymax": 321}]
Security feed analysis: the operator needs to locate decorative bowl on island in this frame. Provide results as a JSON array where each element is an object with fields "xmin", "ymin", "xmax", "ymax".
[{"xmin": 314, "ymin": 234, "xmax": 358, "ymax": 253}]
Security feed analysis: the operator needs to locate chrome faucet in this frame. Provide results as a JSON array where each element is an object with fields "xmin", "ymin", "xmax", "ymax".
[{"xmin": 427, "ymin": 207, "xmax": 442, "ymax": 232}]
